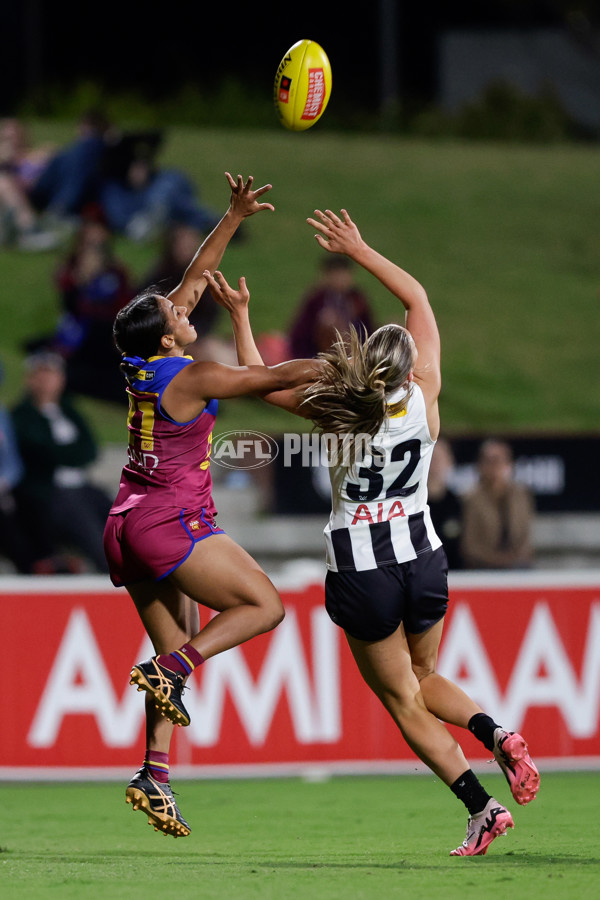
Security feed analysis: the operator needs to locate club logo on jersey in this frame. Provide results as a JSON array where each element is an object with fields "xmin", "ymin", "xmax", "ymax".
[{"xmin": 188, "ymin": 520, "xmax": 200, "ymax": 531}]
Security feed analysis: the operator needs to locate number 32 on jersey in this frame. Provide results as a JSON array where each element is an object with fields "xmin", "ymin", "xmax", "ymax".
[{"xmin": 344, "ymin": 439, "xmax": 422, "ymax": 525}]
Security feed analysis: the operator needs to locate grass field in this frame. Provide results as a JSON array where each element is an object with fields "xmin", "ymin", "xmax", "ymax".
[
  {"xmin": 2, "ymin": 772, "xmax": 599, "ymax": 899},
  {"xmin": 1, "ymin": 122, "xmax": 599, "ymax": 443}
]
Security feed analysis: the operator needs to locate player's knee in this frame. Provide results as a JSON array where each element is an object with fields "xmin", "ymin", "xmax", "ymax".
[
  {"xmin": 373, "ymin": 672, "xmax": 423, "ymax": 712},
  {"xmin": 261, "ymin": 596, "xmax": 285, "ymax": 632},
  {"xmin": 379, "ymin": 686, "xmax": 425, "ymax": 722},
  {"xmin": 411, "ymin": 659, "xmax": 437, "ymax": 682},
  {"xmin": 243, "ymin": 587, "xmax": 285, "ymax": 633}
]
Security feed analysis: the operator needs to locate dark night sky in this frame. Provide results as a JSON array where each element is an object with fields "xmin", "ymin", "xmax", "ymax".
[{"xmin": 0, "ymin": 1, "xmax": 581, "ymax": 114}]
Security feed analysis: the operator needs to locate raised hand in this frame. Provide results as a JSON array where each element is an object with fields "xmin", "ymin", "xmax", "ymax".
[
  {"xmin": 226, "ymin": 172, "xmax": 275, "ymax": 219},
  {"xmin": 203, "ymin": 269, "xmax": 250, "ymax": 315},
  {"xmin": 306, "ymin": 208, "xmax": 365, "ymax": 257}
]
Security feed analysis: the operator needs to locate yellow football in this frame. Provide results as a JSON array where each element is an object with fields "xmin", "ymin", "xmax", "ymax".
[{"xmin": 274, "ymin": 39, "xmax": 332, "ymax": 131}]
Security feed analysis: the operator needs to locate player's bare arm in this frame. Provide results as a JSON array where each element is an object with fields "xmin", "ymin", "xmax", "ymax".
[
  {"xmin": 203, "ymin": 269, "xmax": 263, "ymax": 366},
  {"xmin": 204, "ymin": 268, "xmax": 315, "ymax": 416},
  {"xmin": 161, "ymin": 357, "xmax": 319, "ymax": 422},
  {"xmin": 308, "ymin": 207, "xmax": 441, "ymax": 432},
  {"xmin": 167, "ymin": 173, "xmax": 274, "ymax": 315}
]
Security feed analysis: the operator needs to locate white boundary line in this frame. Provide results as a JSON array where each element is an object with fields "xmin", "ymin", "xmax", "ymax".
[
  {"xmin": 1, "ymin": 567, "xmax": 600, "ymax": 594},
  {"xmin": 1, "ymin": 757, "xmax": 599, "ymax": 782}
]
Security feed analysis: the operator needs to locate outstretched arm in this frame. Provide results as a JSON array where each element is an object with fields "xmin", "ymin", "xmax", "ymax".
[
  {"xmin": 307, "ymin": 208, "xmax": 441, "ymax": 410},
  {"xmin": 204, "ymin": 270, "xmax": 264, "ymax": 366},
  {"xmin": 203, "ymin": 269, "xmax": 313, "ymax": 416},
  {"xmin": 161, "ymin": 355, "xmax": 320, "ymax": 423},
  {"xmin": 167, "ymin": 173, "xmax": 274, "ymax": 315}
]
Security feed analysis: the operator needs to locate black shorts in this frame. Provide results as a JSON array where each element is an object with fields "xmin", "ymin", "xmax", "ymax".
[{"xmin": 325, "ymin": 546, "xmax": 449, "ymax": 642}]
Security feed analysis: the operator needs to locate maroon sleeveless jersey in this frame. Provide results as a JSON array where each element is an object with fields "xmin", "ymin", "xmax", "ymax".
[{"xmin": 109, "ymin": 356, "xmax": 217, "ymax": 515}]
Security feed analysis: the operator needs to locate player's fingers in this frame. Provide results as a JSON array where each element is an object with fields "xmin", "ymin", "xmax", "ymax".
[
  {"xmin": 215, "ymin": 270, "xmax": 231, "ymax": 286},
  {"xmin": 323, "ymin": 208, "xmax": 342, "ymax": 225},
  {"xmin": 225, "ymin": 172, "xmax": 236, "ymax": 189},
  {"xmin": 209, "ymin": 270, "xmax": 228, "ymax": 291},
  {"xmin": 307, "ymin": 218, "xmax": 329, "ymax": 235},
  {"xmin": 341, "ymin": 209, "xmax": 352, "ymax": 224}
]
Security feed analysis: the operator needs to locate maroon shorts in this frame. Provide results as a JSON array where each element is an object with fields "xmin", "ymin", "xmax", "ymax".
[{"xmin": 103, "ymin": 505, "xmax": 225, "ymax": 587}]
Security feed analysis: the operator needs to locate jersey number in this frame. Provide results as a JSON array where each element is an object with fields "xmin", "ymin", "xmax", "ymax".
[
  {"xmin": 345, "ymin": 439, "xmax": 421, "ymax": 503},
  {"xmin": 128, "ymin": 396, "xmax": 156, "ymax": 451}
]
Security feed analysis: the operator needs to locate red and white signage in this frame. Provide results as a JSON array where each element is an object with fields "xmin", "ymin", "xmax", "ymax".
[{"xmin": 2, "ymin": 571, "xmax": 599, "ymax": 778}]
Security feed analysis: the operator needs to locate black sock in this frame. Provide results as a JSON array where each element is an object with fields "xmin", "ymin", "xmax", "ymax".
[
  {"xmin": 450, "ymin": 769, "xmax": 491, "ymax": 816},
  {"xmin": 468, "ymin": 713, "xmax": 501, "ymax": 752}
]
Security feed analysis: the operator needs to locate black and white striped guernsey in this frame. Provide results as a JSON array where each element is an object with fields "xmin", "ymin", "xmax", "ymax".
[{"xmin": 324, "ymin": 383, "xmax": 442, "ymax": 572}]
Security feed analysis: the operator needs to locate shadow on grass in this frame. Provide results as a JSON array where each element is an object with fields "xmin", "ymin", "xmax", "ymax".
[{"xmin": 12, "ymin": 851, "xmax": 600, "ymax": 870}]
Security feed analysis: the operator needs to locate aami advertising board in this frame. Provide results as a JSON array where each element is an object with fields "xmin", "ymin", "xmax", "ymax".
[{"xmin": 2, "ymin": 570, "xmax": 598, "ymax": 778}]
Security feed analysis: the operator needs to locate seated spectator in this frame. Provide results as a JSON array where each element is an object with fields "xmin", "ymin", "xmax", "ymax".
[
  {"xmin": 460, "ymin": 438, "xmax": 535, "ymax": 570},
  {"xmin": 97, "ymin": 131, "xmax": 220, "ymax": 241},
  {"xmin": 11, "ymin": 352, "xmax": 112, "ymax": 573},
  {"xmin": 428, "ymin": 436, "xmax": 464, "ymax": 570},
  {"xmin": 141, "ymin": 222, "xmax": 235, "ymax": 363},
  {"xmin": 0, "ymin": 117, "xmax": 61, "ymax": 250},
  {"xmin": 28, "ymin": 108, "xmax": 113, "ymax": 226},
  {"xmin": 288, "ymin": 255, "xmax": 376, "ymax": 358},
  {"xmin": 0, "ymin": 358, "xmax": 40, "ymax": 573},
  {"xmin": 24, "ymin": 207, "xmax": 134, "ymax": 403}
]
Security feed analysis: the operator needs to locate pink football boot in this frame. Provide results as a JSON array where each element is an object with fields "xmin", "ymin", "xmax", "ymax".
[
  {"xmin": 450, "ymin": 798, "xmax": 514, "ymax": 857},
  {"xmin": 493, "ymin": 729, "xmax": 540, "ymax": 805}
]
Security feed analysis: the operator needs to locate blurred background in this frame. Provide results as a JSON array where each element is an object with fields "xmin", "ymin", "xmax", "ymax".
[{"xmin": 0, "ymin": 0, "xmax": 599, "ymax": 576}]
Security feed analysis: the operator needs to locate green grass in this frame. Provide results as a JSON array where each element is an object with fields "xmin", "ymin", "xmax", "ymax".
[
  {"xmin": 1, "ymin": 772, "xmax": 598, "ymax": 899},
  {"xmin": 2, "ymin": 122, "xmax": 599, "ymax": 441}
]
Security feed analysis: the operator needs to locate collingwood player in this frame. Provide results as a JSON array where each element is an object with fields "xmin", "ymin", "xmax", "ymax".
[{"xmin": 205, "ymin": 206, "xmax": 540, "ymax": 857}]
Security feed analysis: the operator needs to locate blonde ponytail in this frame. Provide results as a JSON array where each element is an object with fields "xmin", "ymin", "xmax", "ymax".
[{"xmin": 302, "ymin": 323, "xmax": 415, "ymax": 464}]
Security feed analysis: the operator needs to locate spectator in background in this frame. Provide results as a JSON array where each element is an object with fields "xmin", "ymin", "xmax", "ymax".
[
  {"xmin": 24, "ymin": 208, "xmax": 134, "ymax": 404},
  {"xmin": 288, "ymin": 255, "xmax": 376, "ymax": 359},
  {"xmin": 52, "ymin": 209, "xmax": 133, "ymax": 402},
  {"xmin": 0, "ymin": 359, "xmax": 39, "ymax": 573},
  {"xmin": 12, "ymin": 352, "xmax": 112, "ymax": 573},
  {"xmin": 461, "ymin": 438, "xmax": 534, "ymax": 570},
  {"xmin": 140, "ymin": 222, "xmax": 235, "ymax": 364},
  {"xmin": 428, "ymin": 436, "xmax": 464, "ymax": 570},
  {"xmin": 0, "ymin": 118, "xmax": 52, "ymax": 188},
  {"xmin": 97, "ymin": 130, "xmax": 220, "ymax": 241},
  {"xmin": 0, "ymin": 117, "xmax": 61, "ymax": 250},
  {"xmin": 29, "ymin": 109, "xmax": 113, "ymax": 226}
]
